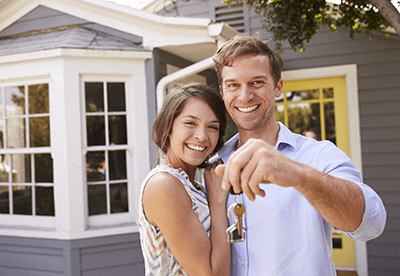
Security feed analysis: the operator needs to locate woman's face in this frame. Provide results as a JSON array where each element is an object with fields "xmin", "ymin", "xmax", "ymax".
[{"xmin": 166, "ymin": 97, "xmax": 220, "ymax": 170}]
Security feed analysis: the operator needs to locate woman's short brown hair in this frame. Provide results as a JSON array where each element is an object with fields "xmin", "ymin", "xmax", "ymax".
[
  {"xmin": 152, "ymin": 83, "xmax": 226, "ymax": 165},
  {"xmin": 213, "ymin": 33, "xmax": 284, "ymax": 86}
]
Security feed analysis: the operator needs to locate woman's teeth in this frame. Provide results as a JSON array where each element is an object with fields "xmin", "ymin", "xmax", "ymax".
[{"xmin": 187, "ymin": 144, "xmax": 206, "ymax": 151}]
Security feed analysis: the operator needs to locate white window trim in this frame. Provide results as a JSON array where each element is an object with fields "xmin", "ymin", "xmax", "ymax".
[
  {"xmin": 80, "ymin": 75, "xmax": 137, "ymax": 230},
  {"xmin": 0, "ymin": 77, "xmax": 55, "ymax": 230},
  {"xmin": 282, "ymin": 64, "xmax": 368, "ymax": 276}
]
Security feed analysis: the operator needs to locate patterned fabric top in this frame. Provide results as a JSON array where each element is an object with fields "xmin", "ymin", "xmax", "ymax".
[{"xmin": 138, "ymin": 165, "xmax": 210, "ymax": 276}]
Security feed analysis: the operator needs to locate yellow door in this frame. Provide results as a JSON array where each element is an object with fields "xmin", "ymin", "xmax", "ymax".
[{"xmin": 275, "ymin": 77, "xmax": 356, "ymax": 272}]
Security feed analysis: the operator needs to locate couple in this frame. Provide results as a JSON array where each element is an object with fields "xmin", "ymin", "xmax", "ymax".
[{"xmin": 138, "ymin": 33, "xmax": 386, "ymax": 275}]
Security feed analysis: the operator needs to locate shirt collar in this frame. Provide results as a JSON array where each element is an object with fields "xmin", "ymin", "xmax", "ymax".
[
  {"xmin": 218, "ymin": 122, "xmax": 297, "ymax": 159},
  {"xmin": 275, "ymin": 122, "xmax": 297, "ymax": 150}
]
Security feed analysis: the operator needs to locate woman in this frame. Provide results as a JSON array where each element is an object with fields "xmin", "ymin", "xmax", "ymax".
[{"xmin": 138, "ymin": 83, "xmax": 230, "ymax": 275}]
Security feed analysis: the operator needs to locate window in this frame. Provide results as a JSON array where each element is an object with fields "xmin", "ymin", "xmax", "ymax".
[
  {"xmin": 0, "ymin": 83, "xmax": 54, "ymax": 217},
  {"xmin": 84, "ymin": 82, "xmax": 129, "ymax": 218}
]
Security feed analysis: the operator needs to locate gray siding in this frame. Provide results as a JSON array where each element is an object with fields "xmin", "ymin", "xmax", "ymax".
[
  {"xmin": 157, "ymin": 1, "xmax": 400, "ymax": 275},
  {"xmin": 0, "ymin": 233, "xmax": 145, "ymax": 276}
]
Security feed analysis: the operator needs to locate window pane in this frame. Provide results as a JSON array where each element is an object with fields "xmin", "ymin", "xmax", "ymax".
[
  {"xmin": 0, "ymin": 154, "xmax": 10, "ymax": 182},
  {"xmin": 86, "ymin": 116, "xmax": 105, "ymax": 146},
  {"xmin": 36, "ymin": 186, "xmax": 54, "ymax": 216},
  {"xmin": 86, "ymin": 151, "xmax": 106, "ymax": 182},
  {"xmin": 275, "ymin": 105, "xmax": 284, "ymax": 124},
  {"xmin": 12, "ymin": 154, "xmax": 31, "ymax": 183},
  {"xmin": 29, "ymin": 84, "xmax": 49, "ymax": 114},
  {"xmin": 0, "ymin": 186, "xmax": 9, "ymax": 214},
  {"xmin": 109, "ymin": 115, "xmax": 127, "ymax": 145},
  {"xmin": 35, "ymin": 153, "xmax": 53, "ymax": 183},
  {"xmin": 0, "ymin": 87, "xmax": 3, "ymax": 116},
  {"xmin": 323, "ymin": 87, "xmax": 334, "ymax": 99},
  {"xmin": 88, "ymin": 184, "xmax": 106, "ymax": 215},
  {"xmin": 288, "ymin": 103, "xmax": 321, "ymax": 140},
  {"xmin": 5, "ymin": 86, "xmax": 25, "ymax": 116},
  {"xmin": 13, "ymin": 185, "xmax": 32, "ymax": 215},
  {"xmin": 325, "ymin": 102, "xmax": 336, "ymax": 144},
  {"xmin": 85, "ymin": 82, "xmax": 104, "ymax": 112},
  {"xmin": 109, "ymin": 150, "xmax": 126, "ymax": 181},
  {"xmin": 7, "ymin": 118, "xmax": 26, "ymax": 148},
  {"xmin": 110, "ymin": 183, "xmax": 128, "ymax": 214},
  {"xmin": 29, "ymin": 117, "xmax": 50, "ymax": 147},
  {"xmin": 107, "ymin": 83, "xmax": 126, "ymax": 112},
  {"xmin": 286, "ymin": 89, "xmax": 319, "ymax": 102}
]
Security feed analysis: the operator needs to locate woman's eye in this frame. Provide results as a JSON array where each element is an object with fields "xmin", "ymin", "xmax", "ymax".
[{"xmin": 184, "ymin": 121, "xmax": 195, "ymax": 126}]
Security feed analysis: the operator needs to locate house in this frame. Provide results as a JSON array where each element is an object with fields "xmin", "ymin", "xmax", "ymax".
[
  {"xmin": 0, "ymin": 0, "xmax": 236, "ymax": 275},
  {"xmin": 144, "ymin": 0, "xmax": 400, "ymax": 275}
]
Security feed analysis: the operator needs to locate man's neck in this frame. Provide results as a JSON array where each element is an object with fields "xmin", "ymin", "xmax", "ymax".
[{"xmin": 237, "ymin": 122, "xmax": 280, "ymax": 149}]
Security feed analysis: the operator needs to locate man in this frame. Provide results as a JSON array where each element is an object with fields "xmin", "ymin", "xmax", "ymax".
[{"xmin": 211, "ymin": 33, "xmax": 386, "ymax": 275}]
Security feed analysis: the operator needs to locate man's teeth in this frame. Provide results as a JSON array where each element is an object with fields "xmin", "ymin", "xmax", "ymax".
[
  {"xmin": 238, "ymin": 105, "xmax": 258, "ymax": 112},
  {"xmin": 187, "ymin": 144, "xmax": 206, "ymax": 151}
]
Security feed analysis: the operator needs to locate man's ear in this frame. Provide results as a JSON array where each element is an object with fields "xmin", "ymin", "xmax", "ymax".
[{"xmin": 275, "ymin": 79, "xmax": 283, "ymax": 98}]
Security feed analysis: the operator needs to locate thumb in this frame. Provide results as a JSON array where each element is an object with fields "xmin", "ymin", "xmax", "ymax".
[{"xmin": 215, "ymin": 164, "xmax": 226, "ymax": 177}]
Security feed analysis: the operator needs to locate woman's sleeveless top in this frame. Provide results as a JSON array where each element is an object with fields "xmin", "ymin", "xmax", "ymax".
[{"xmin": 138, "ymin": 165, "xmax": 210, "ymax": 275}]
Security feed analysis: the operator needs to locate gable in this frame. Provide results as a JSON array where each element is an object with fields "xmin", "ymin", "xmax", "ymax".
[{"xmin": 0, "ymin": 5, "xmax": 145, "ymax": 56}]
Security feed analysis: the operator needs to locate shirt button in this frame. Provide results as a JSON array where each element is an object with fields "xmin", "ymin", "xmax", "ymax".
[{"xmin": 241, "ymin": 261, "xmax": 244, "ymax": 266}]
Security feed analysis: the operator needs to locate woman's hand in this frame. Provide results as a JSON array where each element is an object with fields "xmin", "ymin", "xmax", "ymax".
[{"xmin": 204, "ymin": 159, "xmax": 228, "ymax": 206}]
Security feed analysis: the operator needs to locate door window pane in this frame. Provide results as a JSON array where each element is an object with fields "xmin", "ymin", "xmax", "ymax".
[
  {"xmin": 287, "ymin": 89, "xmax": 319, "ymax": 102},
  {"xmin": 288, "ymin": 103, "xmax": 321, "ymax": 140},
  {"xmin": 324, "ymin": 102, "xmax": 336, "ymax": 144}
]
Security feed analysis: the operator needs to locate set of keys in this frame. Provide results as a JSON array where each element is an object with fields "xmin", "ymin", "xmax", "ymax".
[{"xmin": 226, "ymin": 194, "xmax": 246, "ymax": 243}]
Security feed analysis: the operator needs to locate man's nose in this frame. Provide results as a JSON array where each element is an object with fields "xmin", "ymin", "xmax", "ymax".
[{"xmin": 238, "ymin": 85, "xmax": 254, "ymax": 102}]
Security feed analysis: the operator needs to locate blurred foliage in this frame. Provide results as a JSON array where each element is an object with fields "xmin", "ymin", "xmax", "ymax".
[{"xmin": 224, "ymin": 0, "xmax": 391, "ymax": 52}]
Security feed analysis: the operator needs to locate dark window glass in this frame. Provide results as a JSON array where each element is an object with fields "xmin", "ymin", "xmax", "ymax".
[
  {"xmin": 109, "ymin": 115, "xmax": 127, "ymax": 145},
  {"xmin": 29, "ymin": 117, "xmax": 50, "ymax": 147},
  {"xmin": 86, "ymin": 151, "xmax": 106, "ymax": 182},
  {"xmin": 110, "ymin": 183, "xmax": 128, "ymax": 213},
  {"xmin": 85, "ymin": 83, "xmax": 104, "ymax": 112},
  {"xmin": 107, "ymin": 83, "xmax": 126, "ymax": 112},
  {"xmin": 86, "ymin": 116, "xmax": 105, "ymax": 146},
  {"xmin": 36, "ymin": 186, "xmax": 54, "ymax": 216},
  {"xmin": 35, "ymin": 153, "xmax": 53, "ymax": 183},
  {"xmin": 88, "ymin": 184, "xmax": 107, "ymax": 215},
  {"xmin": 29, "ymin": 84, "xmax": 49, "ymax": 114},
  {"xmin": 13, "ymin": 185, "xmax": 32, "ymax": 215},
  {"xmin": 0, "ymin": 186, "xmax": 9, "ymax": 214},
  {"xmin": 109, "ymin": 150, "xmax": 126, "ymax": 181}
]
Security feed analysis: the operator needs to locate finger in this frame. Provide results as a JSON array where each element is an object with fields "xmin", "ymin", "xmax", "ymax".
[
  {"xmin": 215, "ymin": 164, "xmax": 225, "ymax": 177},
  {"xmin": 248, "ymin": 162, "xmax": 267, "ymax": 199}
]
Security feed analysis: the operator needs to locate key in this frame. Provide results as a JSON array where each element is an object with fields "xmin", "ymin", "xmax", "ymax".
[{"xmin": 233, "ymin": 203, "xmax": 245, "ymax": 236}]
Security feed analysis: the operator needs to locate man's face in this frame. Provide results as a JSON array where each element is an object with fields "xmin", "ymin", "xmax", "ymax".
[{"xmin": 220, "ymin": 54, "xmax": 283, "ymax": 133}]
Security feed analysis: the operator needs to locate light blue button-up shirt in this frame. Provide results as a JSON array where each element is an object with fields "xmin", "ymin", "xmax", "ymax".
[{"xmin": 211, "ymin": 122, "xmax": 386, "ymax": 276}]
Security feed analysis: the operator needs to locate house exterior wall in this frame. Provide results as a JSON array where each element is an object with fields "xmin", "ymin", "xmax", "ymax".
[
  {"xmin": 157, "ymin": 1, "xmax": 400, "ymax": 275},
  {"xmin": 0, "ymin": 233, "xmax": 144, "ymax": 276}
]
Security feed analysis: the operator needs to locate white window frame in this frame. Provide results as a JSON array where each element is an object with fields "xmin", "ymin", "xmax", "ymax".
[
  {"xmin": 282, "ymin": 64, "xmax": 368, "ymax": 276},
  {"xmin": 0, "ymin": 77, "xmax": 55, "ymax": 230},
  {"xmin": 80, "ymin": 75, "xmax": 136, "ymax": 229}
]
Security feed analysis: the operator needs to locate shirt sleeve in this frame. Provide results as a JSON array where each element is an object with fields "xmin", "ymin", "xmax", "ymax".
[{"xmin": 317, "ymin": 141, "xmax": 387, "ymax": 242}]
